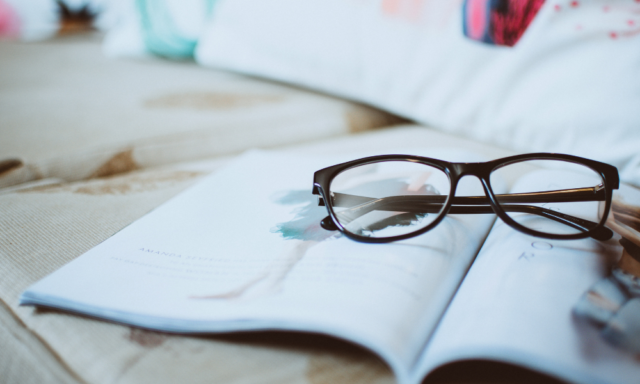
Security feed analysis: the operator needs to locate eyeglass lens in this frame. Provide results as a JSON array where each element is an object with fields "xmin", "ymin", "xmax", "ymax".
[
  {"xmin": 329, "ymin": 161, "xmax": 450, "ymax": 238},
  {"xmin": 489, "ymin": 160, "xmax": 605, "ymax": 236}
]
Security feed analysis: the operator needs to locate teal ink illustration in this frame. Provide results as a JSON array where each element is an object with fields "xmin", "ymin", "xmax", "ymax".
[
  {"xmin": 195, "ymin": 177, "xmax": 440, "ymax": 300},
  {"xmin": 270, "ymin": 189, "xmax": 341, "ymax": 241},
  {"xmin": 192, "ymin": 189, "xmax": 337, "ymax": 300}
]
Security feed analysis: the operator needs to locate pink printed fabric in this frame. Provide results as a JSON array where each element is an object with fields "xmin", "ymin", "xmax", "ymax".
[
  {"xmin": 462, "ymin": 0, "xmax": 546, "ymax": 46},
  {"xmin": 0, "ymin": 0, "xmax": 20, "ymax": 38},
  {"xmin": 466, "ymin": 0, "xmax": 491, "ymax": 41}
]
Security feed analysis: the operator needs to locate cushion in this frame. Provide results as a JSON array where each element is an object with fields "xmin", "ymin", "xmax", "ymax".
[
  {"xmin": 195, "ymin": 0, "xmax": 640, "ymax": 186},
  {"xmin": 0, "ymin": 33, "xmax": 402, "ymax": 188}
]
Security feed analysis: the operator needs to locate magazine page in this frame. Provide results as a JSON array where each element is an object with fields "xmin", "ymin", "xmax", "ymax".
[
  {"xmin": 415, "ymin": 171, "xmax": 640, "ymax": 384},
  {"xmin": 21, "ymin": 150, "xmax": 497, "ymax": 383}
]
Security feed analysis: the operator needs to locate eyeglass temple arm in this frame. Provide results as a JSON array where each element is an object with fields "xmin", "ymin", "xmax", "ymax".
[
  {"xmin": 318, "ymin": 186, "xmax": 605, "ymax": 206},
  {"xmin": 319, "ymin": 187, "xmax": 606, "ymax": 209},
  {"xmin": 321, "ymin": 205, "xmax": 612, "ymax": 241},
  {"xmin": 322, "ymin": 186, "xmax": 606, "ymax": 207},
  {"xmin": 318, "ymin": 187, "xmax": 613, "ymax": 240}
]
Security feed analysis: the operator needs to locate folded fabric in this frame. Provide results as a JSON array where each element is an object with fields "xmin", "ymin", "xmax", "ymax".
[{"xmin": 195, "ymin": 0, "xmax": 640, "ymax": 186}]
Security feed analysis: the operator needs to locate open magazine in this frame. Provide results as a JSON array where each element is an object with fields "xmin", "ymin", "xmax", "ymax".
[{"xmin": 20, "ymin": 150, "xmax": 640, "ymax": 384}]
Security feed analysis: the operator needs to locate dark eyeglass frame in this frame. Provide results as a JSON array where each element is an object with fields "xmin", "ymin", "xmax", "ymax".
[{"xmin": 312, "ymin": 153, "xmax": 620, "ymax": 244}]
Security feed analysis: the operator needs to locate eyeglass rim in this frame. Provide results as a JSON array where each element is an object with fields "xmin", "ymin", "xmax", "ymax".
[{"xmin": 312, "ymin": 152, "xmax": 620, "ymax": 243}]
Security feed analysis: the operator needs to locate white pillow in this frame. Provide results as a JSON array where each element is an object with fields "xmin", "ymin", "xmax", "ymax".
[{"xmin": 196, "ymin": 0, "xmax": 640, "ymax": 186}]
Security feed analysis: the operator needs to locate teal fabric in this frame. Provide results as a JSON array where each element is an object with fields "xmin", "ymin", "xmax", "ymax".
[{"xmin": 136, "ymin": 0, "xmax": 216, "ymax": 59}]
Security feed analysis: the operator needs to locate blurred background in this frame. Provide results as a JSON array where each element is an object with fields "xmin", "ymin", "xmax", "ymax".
[{"xmin": 2, "ymin": 0, "xmax": 638, "ymax": 189}]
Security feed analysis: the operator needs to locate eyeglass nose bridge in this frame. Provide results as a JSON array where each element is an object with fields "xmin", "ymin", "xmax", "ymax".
[
  {"xmin": 451, "ymin": 162, "xmax": 493, "ymax": 179},
  {"xmin": 448, "ymin": 163, "xmax": 495, "ymax": 197},
  {"xmin": 445, "ymin": 165, "xmax": 500, "ymax": 217}
]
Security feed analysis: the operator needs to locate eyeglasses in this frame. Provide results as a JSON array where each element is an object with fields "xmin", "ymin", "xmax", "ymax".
[{"xmin": 312, "ymin": 153, "xmax": 619, "ymax": 243}]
